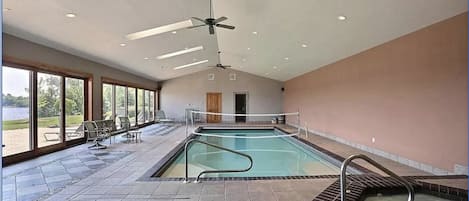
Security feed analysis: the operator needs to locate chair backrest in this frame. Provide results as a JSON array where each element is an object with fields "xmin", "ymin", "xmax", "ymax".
[
  {"xmin": 76, "ymin": 123, "xmax": 84, "ymax": 132},
  {"xmin": 83, "ymin": 121, "xmax": 98, "ymax": 138},
  {"xmin": 155, "ymin": 110, "xmax": 166, "ymax": 120},
  {"xmin": 119, "ymin": 116, "xmax": 131, "ymax": 131},
  {"xmin": 103, "ymin": 119, "xmax": 116, "ymax": 131}
]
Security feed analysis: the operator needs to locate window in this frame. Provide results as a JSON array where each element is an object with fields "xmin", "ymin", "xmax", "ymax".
[
  {"xmin": 145, "ymin": 90, "xmax": 150, "ymax": 122},
  {"xmin": 115, "ymin": 86, "xmax": 126, "ymax": 128},
  {"xmin": 102, "ymin": 83, "xmax": 155, "ymax": 126},
  {"xmin": 137, "ymin": 89, "xmax": 145, "ymax": 124},
  {"xmin": 37, "ymin": 73, "xmax": 62, "ymax": 148},
  {"xmin": 102, "ymin": 84, "xmax": 113, "ymax": 120},
  {"xmin": 2, "ymin": 67, "xmax": 32, "ymax": 156},
  {"xmin": 65, "ymin": 78, "xmax": 85, "ymax": 141},
  {"xmin": 127, "ymin": 87, "xmax": 136, "ymax": 126},
  {"xmin": 2, "ymin": 62, "xmax": 88, "ymax": 164},
  {"xmin": 149, "ymin": 91, "xmax": 155, "ymax": 121}
]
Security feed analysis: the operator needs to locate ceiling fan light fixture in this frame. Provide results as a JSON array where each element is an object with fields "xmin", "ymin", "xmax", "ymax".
[
  {"xmin": 126, "ymin": 20, "xmax": 193, "ymax": 40},
  {"xmin": 157, "ymin": 46, "xmax": 204, "ymax": 60},
  {"xmin": 173, "ymin": 60, "xmax": 209, "ymax": 70}
]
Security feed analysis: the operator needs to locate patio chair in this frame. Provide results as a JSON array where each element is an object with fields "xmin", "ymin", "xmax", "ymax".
[
  {"xmin": 155, "ymin": 110, "xmax": 174, "ymax": 125},
  {"xmin": 119, "ymin": 116, "xmax": 138, "ymax": 138},
  {"xmin": 83, "ymin": 121, "xmax": 107, "ymax": 149},
  {"xmin": 43, "ymin": 123, "xmax": 85, "ymax": 141}
]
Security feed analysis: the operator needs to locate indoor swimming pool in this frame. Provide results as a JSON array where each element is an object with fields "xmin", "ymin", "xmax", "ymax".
[{"xmin": 156, "ymin": 128, "xmax": 357, "ymax": 178}]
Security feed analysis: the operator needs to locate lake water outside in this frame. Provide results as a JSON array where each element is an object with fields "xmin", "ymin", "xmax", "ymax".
[{"xmin": 3, "ymin": 107, "xmax": 29, "ymax": 121}]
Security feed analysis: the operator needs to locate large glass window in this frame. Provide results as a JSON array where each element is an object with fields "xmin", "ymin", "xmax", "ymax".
[
  {"xmin": 37, "ymin": 73, "xmax": 62, "ymax": 148},
  {"xmin": 137, "ymin": 89, "xmax": 145, "ymax": 124},
  {"xmin": 145, "ymin": 90, "xmax": 150, "ymax": 122},
  {"xmin": 127, "ymin": 87, "xmax": 136, "ymax": 126},
  {"xmin": 65, "ymin": 78, "xmax": 85, "ymax": 141},
  {"xmin": 115, "ymin": 86, "xmax": 126, "ymax": 128},
  {"xmin": 2, "ymin": 64, "xmax": 88, "ymax": 164},
  {"xmin": 2, "ymin": 67, "xmax": 32, "ymax": 156},
  {"xmin": 102, "ymin": 83, "xmax": 155, "ymax": 126},
  {"xmin": 102, "ymin": 84, "xmax": 113, "ymax": 120},
  {"xmin": 149, "ymin": 91, "xmax": 155, "ymax": 121}
]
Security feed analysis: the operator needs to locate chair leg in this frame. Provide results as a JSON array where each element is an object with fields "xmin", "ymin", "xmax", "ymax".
[{"xmin": 88, "ymin": 139, "xmax": 106, "ymax": 149}]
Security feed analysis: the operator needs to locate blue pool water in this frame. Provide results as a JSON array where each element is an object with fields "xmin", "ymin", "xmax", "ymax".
[{"xmin": 161, "ymin": 129, "xmax": 348, "ymax": 178}]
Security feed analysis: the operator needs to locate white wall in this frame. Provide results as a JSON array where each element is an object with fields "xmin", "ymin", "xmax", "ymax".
[{"xmin": 160, "ymin": 68, "xmax": 284, "ymax": 122}]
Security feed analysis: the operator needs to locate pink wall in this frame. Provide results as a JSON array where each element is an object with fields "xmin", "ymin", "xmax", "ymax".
[{"xmin": 284, "ymin": 13, "xmax": 468, "ymax": 172}]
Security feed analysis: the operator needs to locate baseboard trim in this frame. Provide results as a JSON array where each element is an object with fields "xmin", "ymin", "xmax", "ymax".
[{"xmin": 287, "ymin": 123, "xmax": 468, "ymax": 176}]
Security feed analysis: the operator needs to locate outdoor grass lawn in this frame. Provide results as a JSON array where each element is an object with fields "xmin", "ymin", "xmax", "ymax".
[{"xmin": 3, "ymin": 115, "xmax": 83, "ymax": 130}]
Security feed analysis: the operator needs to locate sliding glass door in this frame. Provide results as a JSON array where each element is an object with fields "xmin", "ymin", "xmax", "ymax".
[
  {"xmin": 2, "ymin": 64, "xmax": 88, "ymax": 162},
  {"xmin": 65, "ymin": 78, "xmax": 85, "ymax": 141},
  {"xmin": 2, "ymin": 67, "xmax": 32, "ymax": 156},
  {"xmin": 127, "ymin": 87, "xmax": 136, "ymax": 126},
  {"xmin": 101, "ymin": 83, "xmax": 156, "ymax": 127},
  {"xmin": 37, "ymin": 73, "xmax": 62, "ymax": 148},
  {"xmin": 137, "ymin": 89, "xmax": 145, "ymax": 124}
]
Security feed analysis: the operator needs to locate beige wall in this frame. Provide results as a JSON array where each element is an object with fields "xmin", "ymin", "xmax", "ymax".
[
  {"xmin": 3, "ymin": 33, "xmax": 158, "ymax": 120},
  {"xmin": 284, "ymin": 13, "xmax": 468, "ymax": 173},
  {"xmin": 160, "ymin": 68, "xmax": 284, "ymax": 122}
]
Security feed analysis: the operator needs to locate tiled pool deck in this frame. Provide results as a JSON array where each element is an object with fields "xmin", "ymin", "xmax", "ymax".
[{"xmin": 2, "ymin": 123, "xmax": 467, "ymax": 201}]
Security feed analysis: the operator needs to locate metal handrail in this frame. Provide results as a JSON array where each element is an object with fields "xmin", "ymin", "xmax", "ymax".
[
  {"xmin": 184, "ymin": 139, "xmax": 253, "ymax": 183},
  {"xmin": 340, "ymin": 154, "xmax": 415, "ymax": 201}
]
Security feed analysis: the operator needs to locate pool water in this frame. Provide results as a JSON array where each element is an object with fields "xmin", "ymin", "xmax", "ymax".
[{"xmin": 160, "ymin": 129, "xmax": 346, "ymax": 178}]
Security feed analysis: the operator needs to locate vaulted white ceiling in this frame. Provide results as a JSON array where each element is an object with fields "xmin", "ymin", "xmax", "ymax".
[{"xmin": 3, "ymin": 0, "xmax": 467, "ymax": 81}]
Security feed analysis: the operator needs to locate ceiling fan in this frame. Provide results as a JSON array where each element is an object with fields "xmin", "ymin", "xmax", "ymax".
[
  {"xmin": 209, "ymin": 51, "xmax": 232, "ymax": 69},
  {"xmin": 188, "ymin": 0, "xmax": 235, "ymax": 35}
]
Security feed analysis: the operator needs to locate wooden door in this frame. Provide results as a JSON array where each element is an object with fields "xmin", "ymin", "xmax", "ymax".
[{"xmin": 206, "ymin": 93, "xmax": 222, "ymax": 123}]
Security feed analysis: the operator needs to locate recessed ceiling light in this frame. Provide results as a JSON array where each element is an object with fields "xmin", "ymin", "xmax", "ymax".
[
  {"xmin": 273, "ymin": 66, "xmax": 277, "ymax": 69},
  {"xmin": 284, "ymin": 57, "xmax": 289, "ymax": 60},
  {"xmin": 157, "ymin": 46, "xmax": 204, "ymax": 60},
  {"xmin": 252, "ymin": 31, "xmax": 258, "ymax": 35},
  {"xmin": 119, "ymin": 43, "xmax": 127, "ymax": 47},
  {"xmin": 247, "ymin": 47, "xmax": 251, "ymax": 50},
  {"xmin": 3, "ymin": 8, "xmax": 12, "ymax": 12},
  {"xmin": 126, "ymin": 20, "xmax": 193, "ymax": 40},
  {"xmin": 172, "ymin": 31, "xmax": 177, "ymax": 34},
  {"xmin": 265, "ymin": 72, "xmax": 270, "ymax": 75},
  {"xmin": 65, "ymin": 13, "xmax": 76, "ymax": 18},
  {"xmin": 144, "ymin": 57, "xmax": 149, "ymax": 60},
  {"xmin": 173, "ymin": 60, "xmax": 209, "ymax": 70},
  {"xmin": 301, "ymin": 44, "xmax": 308, "ymax": 48},
  {"xmin": 242, "ymin": 58, "xmax": 247, "ymax": 62},
  {"xmin": 337, "ymin": 15, "xmax": 347, "ymax": 21}
]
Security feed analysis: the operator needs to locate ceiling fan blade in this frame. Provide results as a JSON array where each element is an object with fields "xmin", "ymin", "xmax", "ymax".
[
  {"xmin": 191, "ymin": 17, "xmax": 206, "ymax": 23},
  {"xmin": 213, "ymin": 16, "xmax": 228, "ymax": 24},
  {"xmin": 224, "ymin": 65, "xmax": 232, "ymax": 68},
  {"xmin": 209, "ymin": 25, "xmax": 215, "ymax": 34},
  {"xmin": 216, "ymin": 24, "xmax": 235, "ymax": 30},
  {"xmin": 187, "ymin": 24, "xmax": 207, "ymax": 29}
]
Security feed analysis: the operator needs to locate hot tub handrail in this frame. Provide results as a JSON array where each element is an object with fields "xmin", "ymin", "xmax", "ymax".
[
  {"xmin": 184, "ymin": 139, "xmax": 253, "ymax": 183},
  {"xmin": 340, "ymin": 154, "xmax": 415, "ymax": 201}
]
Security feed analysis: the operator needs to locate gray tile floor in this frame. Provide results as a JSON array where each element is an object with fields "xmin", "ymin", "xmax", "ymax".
[
  {"xmin": 3, "ymin": 150, "xmax": 131, "ymax": 201},
  {"xmin": 2, "ymin": 123, "xmax": 465, "ymax": 201}
]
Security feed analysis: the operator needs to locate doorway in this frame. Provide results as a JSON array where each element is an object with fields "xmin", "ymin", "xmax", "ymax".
[
  {"xmin": 206, "ymin": 93, "xmax": 222, "ymax": 123},
  {"xmin": 235, "ymin": 93, "xmax": 247, "ymax": 123}
]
